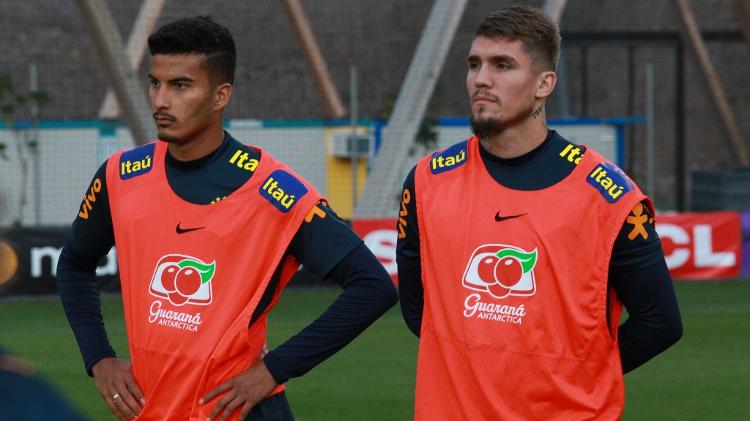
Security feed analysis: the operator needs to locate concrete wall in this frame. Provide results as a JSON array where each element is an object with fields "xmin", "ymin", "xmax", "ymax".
[{"xmin": 1, "ymin": 0, "xmax": 748, "ymax": 208}]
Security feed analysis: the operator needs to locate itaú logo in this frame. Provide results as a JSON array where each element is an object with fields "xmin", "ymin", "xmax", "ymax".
[{"xmin": 462, "ymin": 244, "xmax": 538, "ymax": 299}]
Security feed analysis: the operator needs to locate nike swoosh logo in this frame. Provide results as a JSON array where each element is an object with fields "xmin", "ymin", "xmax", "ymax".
[
  {"xmin": 495, "ymin": 212, "xmax": 526, "ymax": 222},
  {"xmin": 176, "ymin": 223, "xmax": 206, "ymax": 234}
]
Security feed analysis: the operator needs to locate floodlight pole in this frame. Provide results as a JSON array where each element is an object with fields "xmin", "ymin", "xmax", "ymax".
[
  {"xmin": 282, "ymin": 0, "xmax": 346, "ymax": 118},
  {"xmin": 355, "ymin": 0, "xmax": 468, "ymax": 218},
  {"xmin": 543, "ymin": 0, "xmax": 568, "ymax": 23},
  {"xmin": 735, "ymin": 0, "xmax": 750, "ymax": 47},
  {"xmin": 645, "ymin": 63, "xmax": 655, "ymax": 198},
  {"xmin": 76, "ymin": 0, "xmax": 155, "ymax": 145},
  {"xmin": 675, "ymin": 0, "xmax": 750, "ymax": 166},
  {"xmin": 98, "ymin": 0, "xmax": 166, "ymax": 119}
]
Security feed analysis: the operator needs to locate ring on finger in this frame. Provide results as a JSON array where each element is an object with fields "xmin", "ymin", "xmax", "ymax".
[{"xmin": 112, "ymin": 393, "xmax": 121, "ymax": 403}]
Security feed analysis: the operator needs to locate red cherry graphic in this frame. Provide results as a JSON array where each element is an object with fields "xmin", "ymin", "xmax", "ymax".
[
  {"xmin": 168, "ymin": 291, "xmax": 189, "ymax": 306},
  {"xmin": 495, "ymin": 257, "xmax": 523, "ymax": 288},
  {"xmin": 487, "ymin": 283, "xmax": 511, "ymax": 298},
  {"xmin": 476, "ymin": 255, "xmax": 499, "ymax": 284},
  {"xmin": 175, "ymin": 266, "xmax": 202, "ymax": 297},
  {"xmin": 160, "ymin": 264, "xmax": 179, "ymax": 292}
]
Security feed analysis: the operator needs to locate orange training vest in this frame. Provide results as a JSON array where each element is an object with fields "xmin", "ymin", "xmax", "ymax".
[
  {"xmin": 413, "ymin": 136, "xmax": 649, "ymax": 420},
  {"xmin": 106, "ymin": 141, "xmax": 321, "ymax": 420}
]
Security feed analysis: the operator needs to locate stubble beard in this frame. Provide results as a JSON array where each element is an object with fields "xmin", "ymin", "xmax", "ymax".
[
  {"xmin": 157, "ymin": 130, "xmax": 179, "ymax": 143},
  {"xmin": 469, "ymin": 102, "xmax": 537, "ymax": 141},
  {"xmin": 470, "ymin": 115, "xmax": 504, "ymax": 140}
]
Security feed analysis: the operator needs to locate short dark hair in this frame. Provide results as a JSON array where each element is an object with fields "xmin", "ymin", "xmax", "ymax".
[
  {"xmin": 475, "ymin": 6, "xmax": 560, "ymax": 72},
  {"xmin": 148, "ymin": 16, "xmax": 236, "ymax": 85}
]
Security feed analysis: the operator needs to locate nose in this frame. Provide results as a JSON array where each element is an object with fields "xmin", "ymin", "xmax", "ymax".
[
  {"xmin": 150, "ymin": 85, "xmax": 170, "ymax": 110},
  {"xmin": 473, "ymin": 64, "xmax": 492, "ymax": 88}
]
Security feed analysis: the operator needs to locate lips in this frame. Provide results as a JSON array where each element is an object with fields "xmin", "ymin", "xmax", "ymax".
[
  {"xmin": 472, "ymin": 94, "xmax": 498, "ymax": 104},
  {"xmin": 153, "ymin": 115, "xmax": 176, "ymax": 126},
  {"xmin": 473, "ymin": 99, "xmax": 496, "ymax": 107}
]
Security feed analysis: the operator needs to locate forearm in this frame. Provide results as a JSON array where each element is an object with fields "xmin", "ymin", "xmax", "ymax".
[
  {"xmin": 395, "ymin": 165, "xmax": 423, "ymax": 336},
  {"xmin": 613, "ymin": 260, "xmax": 683, "ymax": 373},
  {"xmin": 57, "ymin": 241, "xmax": 116, "ymax": 375},
  {"xmin": 397, "ymin": 252, "xmax": 423, "ymax": 337},
  {"xmin": 263, "ymin": 244, "xmax": 397, "ymax": 383}
]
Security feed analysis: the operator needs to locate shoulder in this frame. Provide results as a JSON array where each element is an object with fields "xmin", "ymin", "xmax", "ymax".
[
  {"xmin": 418, "ymin": 138, "xmax": 471, "ymax": 176},
  {"xmin": 112, "ymin": 142, "xmax": 158, "ymax": 181},
  {"xmin": 290, "ymin": 202, "xmax": 362, "ymax": 276},
  {"xmin": 402, "ymin": 165, "xmax": 416, "ymax": 190},
  {"xmin": 224, "ymin": 135, "xmax": 261, "ymax": 172},
  {"xmin": 552, "ymin": 131, "xmax": 586, "ymax": 165},
  {"xmin": 580, "ymin": 150, "xmax": 642, "ymax": 206},
  {"xmin": 611, "ymin": 200, "xmax": 664, "ymax": 270},
  {"xmin": 256, "ymin": 159, "xmax": 320, "ymax": 215}
]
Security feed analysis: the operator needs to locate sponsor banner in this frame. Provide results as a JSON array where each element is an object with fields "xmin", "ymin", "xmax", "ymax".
[
  {"xmin": 354, "ymin": 213, "xmax": 745, "ymax": 282},
  {"xmin": 0, "ymin": 227, "xmax": 119, "ymax": 295},
  {"xmin": 653, "ymin": 212, "xmax": 741, "ymax": 279},
  {"xmin": 0, "ymin": 227, "xmax": 325, "ymax": 296},
  {"xmin": 351, "ymin": 219, "xmax": 398, "ymax": 284},
  {"xmin": 1, "ymin": 211, "xmax": 743, "ymax": 296},
  {"xmin": 739, "ymin": 212, "xmax": 750, "ymax": 278}
]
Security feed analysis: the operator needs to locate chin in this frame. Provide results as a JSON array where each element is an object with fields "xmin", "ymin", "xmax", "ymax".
[
  {"xmin": 157, "ymin": 130, "xmax": 180, "ymax": 143},
  {"xmin": 470, "ymin": 115, "xmax": 505, "ymax": 139}
]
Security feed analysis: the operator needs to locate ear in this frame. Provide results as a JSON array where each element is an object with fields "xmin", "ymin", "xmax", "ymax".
[
  {"xmin": 535, "ymin": 71, "xmax": 557, "ymax": 100},
  {"xmin": 213, "ymin": 83, "xmax": 233, "ymax": 111}
]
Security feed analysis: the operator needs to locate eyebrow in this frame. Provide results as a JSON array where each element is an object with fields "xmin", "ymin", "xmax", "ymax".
[
  {"xmin": 147, "ymin": 73, "xmax": 195, "ymax": 83},
  {"xmin": 467, "ymin": 54, "xmax": 518, "ymax": 65}
]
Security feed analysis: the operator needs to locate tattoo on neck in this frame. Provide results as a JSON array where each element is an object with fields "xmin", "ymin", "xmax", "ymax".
[{"xmin": 531, "ymin": 105, "xmax": 544, "ymax": 119}]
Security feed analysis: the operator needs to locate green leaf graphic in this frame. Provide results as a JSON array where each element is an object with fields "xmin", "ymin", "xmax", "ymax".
[
  {"xmin": 178, "ymin": 259, "xmax": 216, "ymax": 283},
  {"xmin": 495, "ymin": 248, "xmax": 537, "ymax": 273}
]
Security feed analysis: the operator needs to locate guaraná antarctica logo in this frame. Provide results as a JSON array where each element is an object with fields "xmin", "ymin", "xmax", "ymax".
[
  {"xmin": 461, "ymin": 244, "xmax": 538, "ymax": 324},
  {"xmin": 148, "ymin": 254, "xmax": 215, "ymax": 332},
  {"xmin": 149, "ymin": 254, "xmax": 216, "ymax": 306}
]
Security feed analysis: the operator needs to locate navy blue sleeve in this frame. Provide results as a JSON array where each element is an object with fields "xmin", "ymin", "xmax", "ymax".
[
  {"xmin": 263, "ymin": 240, "xmax": 398, "ymax": 384},
  {"xmin": 610, "ymin": 202, "xmax": 683, "ymax": 373},
  {"xmin": 288, "ymin": 202, "xmax": 362, "ymax": 277},
  {"xmin": 56, "ymin": 162, "xmax": 117, "ymax": 375},
  {"xmin": 395, "ymin": 166, "xmax": 423, "ymax": 337}
]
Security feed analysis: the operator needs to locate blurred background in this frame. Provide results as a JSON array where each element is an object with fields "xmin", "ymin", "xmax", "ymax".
[{"xmin": 0, "ymin": 0, "xmax": 748, "ymax": 419}]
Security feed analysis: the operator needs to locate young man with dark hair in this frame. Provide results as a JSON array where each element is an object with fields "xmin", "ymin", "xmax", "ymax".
[
  {"xmin": 58, "ymin": 16, "xmax": 397, "ymax": 421},
  {"xmin": 397, "ymin": 6, "xmax": 682, "ymax": 419}
]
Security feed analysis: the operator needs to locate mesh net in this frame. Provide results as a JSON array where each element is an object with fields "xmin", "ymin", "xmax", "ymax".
[{"xmin": 1, "ymin": 1, "xmax": 746, "ymax": 225}]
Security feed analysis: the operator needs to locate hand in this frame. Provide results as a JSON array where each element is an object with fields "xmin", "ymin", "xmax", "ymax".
[
  {"xmin": 0, "ymin": 354, "xmax": 34, "ymax": 376},
  {"xmin": 91, "ymin": 357, "xmax": 145, "ymax": 421},
  {"xmin": 199, "ymin": 358, "xmax": 278, "ymax": 421}
]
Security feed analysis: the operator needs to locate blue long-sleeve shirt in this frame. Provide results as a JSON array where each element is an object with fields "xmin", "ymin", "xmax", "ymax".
[
  {"xmin": 57, "ymin": 132, "xmax": 397, "ymax": 382},
  {"xmin": 396, "ymin": 130, "xmax": 682, "ymax": 373}
]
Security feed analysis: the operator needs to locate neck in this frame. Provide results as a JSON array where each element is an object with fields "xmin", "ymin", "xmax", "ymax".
[
  {"xmin": 166, "ymin": 123, "xmax": 225, "ymax": 161},
  {"xmin": 479, "ymin": 111, "xmax": 548, "ymax": 159}
]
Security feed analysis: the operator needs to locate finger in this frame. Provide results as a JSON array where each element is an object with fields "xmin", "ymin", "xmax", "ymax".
[
  {"xmin": 209, "ymin": 392, "xmax": 236, "ymax": 420},
  {"xmin": 112, "ymin": 393, "xmax": 136, "ymax": 420},
  {"xmin": 239, "ymin": 402, "xmax": 254, "ymax": 420},
  {"xmin": 125, "ymin": 377, "xmax": 146, "ymax": 406},
  {"xmin": 218, "ymin": 397, "xmax": 244, "ymax": 421},
  {"xmin": 200, "ymin": 381, "xmax": 232, "ymax": 405},
  {"xmin": 118, "ymin": 387, "xmax": 143, "ymax": 418},
  {"xmin": 106, "ymin": 395, "xmax": 129, "ymax": 421}
]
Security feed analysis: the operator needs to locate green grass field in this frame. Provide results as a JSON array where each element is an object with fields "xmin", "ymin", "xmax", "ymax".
[{"xmin": 1, "ymin": 281, "xmax": 748, "ymax": 420}]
